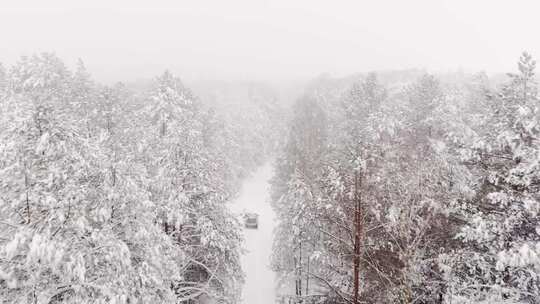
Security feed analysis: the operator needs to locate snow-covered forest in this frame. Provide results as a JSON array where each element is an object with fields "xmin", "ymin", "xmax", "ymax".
[
  {"xmin": 0, "ymin": 53, "xmax": 285, "ymax": 303},
  {"xmin": 270, "ymin": 53, "xmax": 540, "ymax": 303},
  {"xmin": 1, "ymin": 2, "xmax": 540, "ymax": 303},
  {"xmin": 0, "ymin": 51, "xmax": 538, "ymax": 304}
]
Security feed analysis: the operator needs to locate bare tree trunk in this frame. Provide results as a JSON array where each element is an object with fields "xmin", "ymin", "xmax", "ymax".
[
  {"xmin": 306, "ymin": 256, "xmax": 310, "ymax": 295},
  {"xmin": 353, "ymin": 171, "xmax": 362, "ymax": 304},
  {"xmin": 25, "ymin": 171, "xmax": 31, "ymax": 224},
  {"xmin": 298, "ymin": 241, "xmax": 302, "ymax": 296},
  {"xmin": 294, "ymin": 256, "xmax": 299, "ymax": 296}
]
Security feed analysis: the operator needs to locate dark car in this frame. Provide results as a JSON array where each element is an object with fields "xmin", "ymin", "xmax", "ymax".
[{"xmin": 244, "ymin": 213, "xmax": 259, "ymax": 229}]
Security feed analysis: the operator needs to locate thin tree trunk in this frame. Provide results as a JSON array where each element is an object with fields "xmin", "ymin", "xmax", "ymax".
[
  {"xmin": 306, "ymin": 256, "xmax": 310, "ymax": 295},
  {"xmin": 25, "ymin": 171, "xmax": 31, "ymax": 224},
  {"xmin": 294, "ymin": 256, "xmax": 299, "ymax": 296},
  {"xmin": 298, "ymin": 241, "xmax": 302, "ymax": 296},
  {"xmin": 353, "ymin": 171, "xmax": 362, "ymax": 304}
]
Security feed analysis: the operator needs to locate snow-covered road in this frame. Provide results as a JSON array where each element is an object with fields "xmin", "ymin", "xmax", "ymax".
[{"xmin": 231, "ymin": 164, "xmax": 277, "ymax": 304}]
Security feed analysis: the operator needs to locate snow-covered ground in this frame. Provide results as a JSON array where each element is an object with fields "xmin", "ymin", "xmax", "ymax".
[{"xmin": 231, "ymin": 164, "xmax": 277, "ymax": 304}]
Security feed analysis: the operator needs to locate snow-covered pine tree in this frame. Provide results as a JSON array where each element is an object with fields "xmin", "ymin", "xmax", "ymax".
[
  {"xmin": 442, "ymin": 52, "xmax": 540, "ymax": 303},
  {"xmin": 271, "ymin": 96, "xmax": 328, "ymax": 297},
  {"xmin": 0, "ymin": 53, "xmax": 192, "ymax": 304},
  {"xmin": 141, "ymin": 71, "xmax": 243, "ymax": 303},
  {"xmin": 70, "ymin": 59, "xmax": 96, "ymax": 137}
]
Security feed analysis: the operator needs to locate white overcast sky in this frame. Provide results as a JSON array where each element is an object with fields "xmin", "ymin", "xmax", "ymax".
[{"xmin": 1, "ymin": 0, "xmax": 539, "ymax": 83}]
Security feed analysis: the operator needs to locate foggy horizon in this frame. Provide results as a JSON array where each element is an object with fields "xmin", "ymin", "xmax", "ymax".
[{"xmin": 2, "ymin": 0, "xmax": 540, "ymax": 83}]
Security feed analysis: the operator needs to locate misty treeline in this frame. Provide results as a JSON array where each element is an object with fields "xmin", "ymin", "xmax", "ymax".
[
  {"xmin": 271, "ymin": 53, "xmax": 539, "ymax": 304},
  {"xmin": 0, "ymin": 53, "xmax": 284, "ymax": 303}
]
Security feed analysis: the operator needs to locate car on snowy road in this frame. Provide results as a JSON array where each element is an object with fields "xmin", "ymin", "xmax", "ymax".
[{"xmin": 244, "ymin": 212, "xmax": 259, "ymax": 229}]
